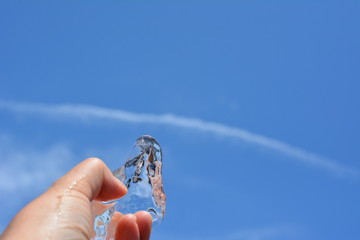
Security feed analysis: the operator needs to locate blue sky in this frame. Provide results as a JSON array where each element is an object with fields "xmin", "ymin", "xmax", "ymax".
[{"xmin": 1, "ymin": 1, "xmax": 360, "ymax": 239}]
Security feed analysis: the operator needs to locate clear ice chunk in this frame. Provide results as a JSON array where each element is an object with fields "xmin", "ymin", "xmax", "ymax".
[{"xmin": 90, "ymin": 135, "xmax": 166, "ymax": 240}]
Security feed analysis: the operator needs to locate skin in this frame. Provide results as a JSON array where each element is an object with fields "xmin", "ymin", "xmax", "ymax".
[{"xmin": 0, "ymin": 158, "xmax": 152, "ymax": 240}]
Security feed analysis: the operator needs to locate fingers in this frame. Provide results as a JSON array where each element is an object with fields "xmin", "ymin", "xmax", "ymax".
[
  {"xmin": 1, "ymin": 158, "xmax": 128, "ymax": 240},
  {"xmin": 135, "ymin": 211, "xmax": 152, "ymax": 240},
  {"xmin": 50, "ymin": 158, "xmax": 127, "ymax": 201},
  {"xmin": 115, "ymin": 214, "xmax": 140, "ymax": 240},
  {"xmin": 46, "ymin": 158, "xmax": 152, "ymax": 240},
  {"xmin": 115, "ymin": 212, "xmax": 152, "ymax": 240}
]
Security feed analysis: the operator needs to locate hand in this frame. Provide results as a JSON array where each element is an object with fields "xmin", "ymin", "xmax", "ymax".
[{"xmin": 1, "ymin": 158, "xmax": 152, "ymax": 240}]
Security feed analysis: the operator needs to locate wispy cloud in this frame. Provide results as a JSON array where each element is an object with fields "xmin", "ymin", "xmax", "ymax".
[
  {"xmin": 0, "ymin": 100, "xmax": 358, "ymax": 177},
  {"xmin": 0, "ymin": 135, "xmax": 76, "ymax": 233},
  {"xmin": 0, "ymin": 135, "xmax": 73, "ymax": 193}
]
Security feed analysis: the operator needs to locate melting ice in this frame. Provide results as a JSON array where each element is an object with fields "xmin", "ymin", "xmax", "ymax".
[{"xmin": 91, "ymin": 135, "xmax": 166, "ymax": 240}]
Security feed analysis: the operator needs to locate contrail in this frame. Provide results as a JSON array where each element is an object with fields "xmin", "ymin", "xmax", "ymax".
[{"xmin": 0, "ymin": 100, "xmax": 357, "ymax": 177}]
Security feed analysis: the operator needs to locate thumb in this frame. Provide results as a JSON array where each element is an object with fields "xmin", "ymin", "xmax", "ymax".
[
  {"xmin": 1, "ymin": 158, "xmax": 127, "ymax": 240},
  {"xmin": 51, "ymin": 157, "xmax": 127, "ymax": 201}
]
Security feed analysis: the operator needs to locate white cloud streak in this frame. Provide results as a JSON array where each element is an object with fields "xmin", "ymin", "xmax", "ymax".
[{"xmin": 0, "ymin": 100, "xmax": 358, "ymax": 177}]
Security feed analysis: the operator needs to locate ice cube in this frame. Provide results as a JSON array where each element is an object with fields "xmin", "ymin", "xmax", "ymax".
[{"xmin": 91, "ymin": 135, "xmax": 166, "ymax": 240}]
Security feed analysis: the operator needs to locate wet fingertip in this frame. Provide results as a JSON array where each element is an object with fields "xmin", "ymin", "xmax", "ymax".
[
  {"xmin": 117, "ymin": 177, "xmax": 128, "ymax": 191},
  {"xmin": 135, "ymin": 211, "xmax": 153, "ymax": 229},
  {"xmin": 116, "ymin": 214, "xmax": 140, "ymax": 240},
  {"xmin": 121, "ymin": 213, "xmax": 137, "ymax": 225},
  {"xmin": 134, "ymin": 211, "xmax": 152, "ymax": 240},
  {"xmin": 109, "ymin": 174, "xmax": 128, "ymax": 198},
  {"xmin": 136, "ymin": 211, "xmax": 152, "ymax": 220},
  {"xmin": 127, "ymin": 214, "xmax": 137, "ymax": 221},
  {"xmin": 94, "ymin": 178, "xmax": 127, "ymax": 201}
]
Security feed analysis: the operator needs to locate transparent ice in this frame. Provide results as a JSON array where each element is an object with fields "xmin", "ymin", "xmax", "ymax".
[{"xmin": 90, "ymin": 135, "xmax": 166, "ymax": 240}]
